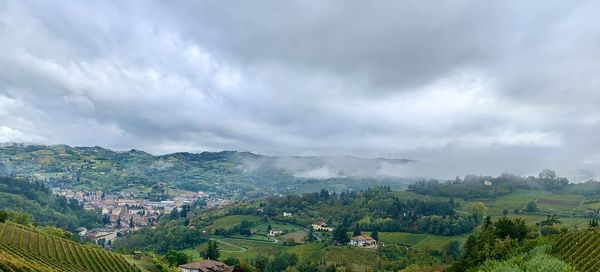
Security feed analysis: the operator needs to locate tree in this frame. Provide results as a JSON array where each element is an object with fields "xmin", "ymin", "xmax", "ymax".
[
  {"xmin": 170, "ymin": 207, "xmax": 179, "ymax": 219},
  {"xmin": 7, "ymin": 211, "xmax": 31, "ymax": 226},
  {"xmin": 165, "ymin": 250, "xmax": 189, "ymax": 266},
  {"xmin": 502, "ymin": 209, "xmax": 509, "ymax": 216},
  {"xmin": 526, "ymin": 201, "xmax": 538, "ymax": 212},
  {"xmin": 129, "ymin": 217, "xmax": 134, "ymax": 228},
  {"xmin": 116, "ymin": 217, "xmax": 122, "ymax": 229},
  {"xmin": 204, "ymin": 240, "xmax": 220, "ymax": 260},
  {"xmin": 494, "ymin": 217, "xmax": 528, "ymax": 241},
  {"xmin": 333, "ymin": 226, "xmax": 349, "ymax": 244},
  {"xmin": 0, "ymin": 210, "xmax": 7, "ymax": 223},
  {"xmin": 443, "ymin": 240, "xmax": 461, "ymax": 261},
  {"xmin": 482, "ymin": 216, "xmax": 493, "ymax": 231},
  {"xmin": 307, "ymin": 226, "xmax": 315, "ymax": 243},
  {"xmin": 465, "ymin": 202, "xmax": 488, "ymax": 221},
  {"xmin": 539, "ymin": 169, "xmax": 557, "ymax": 179},
  {"xmin": 352, "ymin": 225, "xmax": 362, "ymax": 237},
  {"xmin": 370, "ymin": 230, "xmax": 379, "ymax": 241},
  {"xmin": 272, "ymin": 252, "xmax": 298, "ymax": 271}
]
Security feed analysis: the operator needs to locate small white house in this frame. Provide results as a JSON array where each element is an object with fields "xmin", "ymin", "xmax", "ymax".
[
  {"xmin": 311, "ymin": 222, "xmax": 334, "ymax": 232},
  {"xmin": 349, "ymin": 235, "xmax": 378, "ymax": 248},
  {"xmin": 283, "ymin": 212, "xmax": 292, "ymax": 217},
  {"xmin": 269, "ymin": 229, "xmax": 283, "ymax": 236}
]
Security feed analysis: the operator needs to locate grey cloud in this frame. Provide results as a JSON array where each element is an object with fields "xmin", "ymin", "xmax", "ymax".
[{"xmin": 1, "ymin": 0, "xmax": 600, "ymax": 179}]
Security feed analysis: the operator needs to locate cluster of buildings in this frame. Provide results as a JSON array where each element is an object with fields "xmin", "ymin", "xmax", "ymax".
[{"xmin": 55, "ymin": 188, "xmax": 232, "ymax": 247}]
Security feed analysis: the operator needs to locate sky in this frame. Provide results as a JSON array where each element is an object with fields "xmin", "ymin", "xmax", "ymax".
[{"xmin": 1, "ymin": 0, "xmax": 600, "ymax": 179}]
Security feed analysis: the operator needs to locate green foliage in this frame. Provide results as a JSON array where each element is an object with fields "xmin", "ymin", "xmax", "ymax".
[
  {"xmin": 526, "ymin": 201, "xmax": 538, "ymax": 212},
  {"xmin": 332, "ymin": 226, "xmax": 349, "ymax": 244},
  {"xmin": 409, "ymin": 171, "xmax": 570, "ymax": 200},
  {"xmin": 494, "ymin": 217, "xmax": 528, "ymax": 241},
  {"xmin": 378, "ymin": 244, "xmax": 442, "ymax": 271},
  {"xmin": 449, "ymin": 217, "xmax": 531, "ymax": 271},
  {"xmin": 204, "ymin": 240, "xmax": 220, "ymax": 260},
  {"xmin": 0, "ymin": 210, "xmax": 7, "ymax": 223},
  {"xmin": 113, "ymin": 223, "xmax": 206, "ymax": 254},
  {"xmin": 478, "ymin": 245, "xmax": 576, "ymax": 272},
  {"xmin": 370, "ymin": 230, "xmax": 378, "ymax": 241},
  {"xmin": 352, "ymin": 225, "xmax": 361, "ymax": 237},
  {"xmin": 443, "ymin": 240, "xmax": 461, "ymax": 261},
  {"xmin": 0, "ymin": 177, "xmax": 102, "ymax": 229},
  {"xmin": 255, "ymin": 186, "xmax": 477, "ymax": 236},
  {"xmin": 40, "ymin": 225, "xmax": 72, "ymax": 239},
  {"xmin": 164, "ymin": 250, "xmax": 189, "ymax": 267},
  {"xmin": 223, "ymin": 256, "xmax": 241, "ymax": 266}
]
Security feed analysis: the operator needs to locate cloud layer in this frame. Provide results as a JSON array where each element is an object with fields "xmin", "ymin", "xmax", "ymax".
[{"xmin": 1, "ymin": 0, "xmax": 600, "ymax": 179}]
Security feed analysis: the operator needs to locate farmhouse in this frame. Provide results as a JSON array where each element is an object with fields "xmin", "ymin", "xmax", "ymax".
[
  {"xmin": 283, "ymin": 212, "xmax": 293, "ymax": 217},
  {"xmin": 269, "ymin": 228, "xmax": 283, "ymax": 236},
  {"xmin": 311, "ymin": 222, "xmax": 334, "ymax": 232},
  {"xmin": 179, "ymin": 260, "xmax": 232, "ymax": 272},
  {"xmin": 349, "ymin": 235, "xmax": 378, "ymax": 248}
]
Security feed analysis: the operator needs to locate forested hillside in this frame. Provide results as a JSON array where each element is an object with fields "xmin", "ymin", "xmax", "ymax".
[
  {"xmin": 0, "ymin": 143, "xmax": 412, "ymax": 198},
  {"xmin": 0, "ymin": 177, "xmax": 101, "ymax": 230}
]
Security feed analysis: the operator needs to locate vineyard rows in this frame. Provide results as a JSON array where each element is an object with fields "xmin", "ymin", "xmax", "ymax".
[
  {"xmin": 554, "ymin": 228, "xmax": 600, "ymax": 272},
  {"xmin": 0, "ymin": 222, "xmax": 140, "ymax": 272}
]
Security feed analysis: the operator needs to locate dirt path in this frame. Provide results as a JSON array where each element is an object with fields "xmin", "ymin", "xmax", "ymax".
[{"xmin": 214, "ymin": 238, "xmax": 247, "ymax": 252}]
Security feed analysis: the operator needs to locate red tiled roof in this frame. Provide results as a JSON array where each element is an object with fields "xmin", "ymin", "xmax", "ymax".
[{"xmin": 351, "ymin": 235, "xmax": 375, "ymax": 241}]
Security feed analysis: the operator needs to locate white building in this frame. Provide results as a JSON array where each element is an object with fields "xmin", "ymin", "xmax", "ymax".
[
  {"xmin": 269, "ymin": 229, "xmax": 283, "ymax": 236},
  {"xmin": 349, "ymin": 235, "xmax": 378, "ymax": 248}
]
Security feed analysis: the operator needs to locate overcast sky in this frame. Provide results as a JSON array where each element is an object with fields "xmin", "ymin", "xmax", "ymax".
[{"xmin": 1, "ymin": 0, "xmax": 600, "ymax": 179}]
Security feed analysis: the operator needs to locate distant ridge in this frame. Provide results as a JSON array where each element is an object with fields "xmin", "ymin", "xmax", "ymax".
[{"xmin": 0, "ymin": 143, "xmax": 416, "ymax": 196}]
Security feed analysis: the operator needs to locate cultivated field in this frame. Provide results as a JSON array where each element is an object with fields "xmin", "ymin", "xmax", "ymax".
[{"xmin": 0, "ymin": 222, "xmax": 141, "ymax": 272}]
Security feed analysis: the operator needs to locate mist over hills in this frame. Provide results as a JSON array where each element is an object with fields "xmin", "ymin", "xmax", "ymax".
[{"xmin": 0, "ymin": 143, "xmax": 415, "ymax": 198}]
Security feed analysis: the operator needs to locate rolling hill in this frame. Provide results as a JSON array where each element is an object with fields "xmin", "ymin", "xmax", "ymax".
[{"xmin": 0, "ymin": 143, "xmax": 414, "ymax": 198}]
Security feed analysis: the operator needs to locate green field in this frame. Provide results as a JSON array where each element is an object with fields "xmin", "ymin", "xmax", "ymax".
[
  {"xmin": 252, "ymin": 221, "xmax": 301, "ymax": 233},
  {"xmin": 481, "ymin": 189, "xmax": 584, "ymax": 216},
  {"xmin": 282, "ymin": 230, "xmax": 308, "ymax": 243},
  {"xmin": 378, "ymin": 232, "xmax": 467, "ymax": 251},
  {"xmin": 205, "ymin": 215, "xmax": 261, "ymax": 232},
  {"xmin": 218, "ymin": 237, "xmax": 283, "ymax": 260}
]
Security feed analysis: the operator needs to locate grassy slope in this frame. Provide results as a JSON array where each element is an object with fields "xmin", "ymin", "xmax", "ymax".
[{"xmin": 204, "ymin": 215, "xmax": 261, "ymax": 232}]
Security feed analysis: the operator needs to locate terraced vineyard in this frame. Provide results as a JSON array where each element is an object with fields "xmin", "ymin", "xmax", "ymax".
[
  {"xmin": 0, "ymin": 222, "xmax": 140, "ymax": 272},
  {"xmin": 554, "ymin": 228, "xmax": 600, "ymax": 271}
]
